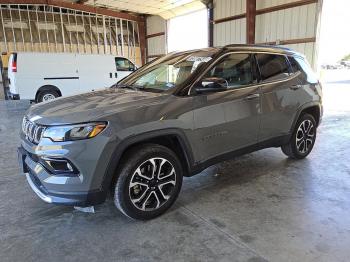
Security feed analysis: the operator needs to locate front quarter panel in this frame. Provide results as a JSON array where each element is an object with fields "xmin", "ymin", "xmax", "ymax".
[
  {"xmin": 21, "ymin": 127, "xmax": 116, "ymax": 194},
  {"xmin": 92, "ymin": 94, "xmax": 198, "ymax": 188},
  {"xmin": 102, "ymin": 95, "xmax": 197, "ymax": 157}
]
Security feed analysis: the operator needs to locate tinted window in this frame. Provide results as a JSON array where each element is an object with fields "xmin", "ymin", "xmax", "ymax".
[
  {"xmin": 115, "ymin": 58, "xmax": 134, "ymax": 71},
  {"xmin": 288, "ymin": 56, "xmax": 301, "ymax": 74},
  {"xmin": 294, "ymin": 56, "xmax": 318, "ymax": 83},
  {"xmin": 204, "ymin": 53, "xmax": 255, "ymax": 88},
  {"xmin": 256, "ymin": 54, "xmax": 290, "ymax": 82},
  {"xmin": 119, "ymin": 50, "xmax": 216, "ymax": 92}
]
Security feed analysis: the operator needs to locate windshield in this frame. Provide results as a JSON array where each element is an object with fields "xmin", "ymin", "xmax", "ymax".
[{"xmin": 118, "ymin": 50, "xmax": 217, "ymax": 92}]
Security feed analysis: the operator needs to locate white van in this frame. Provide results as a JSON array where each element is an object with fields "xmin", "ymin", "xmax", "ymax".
[{"xmin": 8, "ymin": 52, "xmax": 136, "ymax": 102}]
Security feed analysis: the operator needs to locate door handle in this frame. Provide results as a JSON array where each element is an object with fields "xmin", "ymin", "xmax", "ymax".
[
  {"xmin": 290, "ymin": 85, "xmax": 301, "ymax": 90},
  {"xmin": 115, "ymin": 72, "xmax": 118, "ymax": 78},
  {"xmin": 109, "ymin": 73, "xmax": 112, "ymax": 78},
  {"xmin": 244, "ymin": 93, "xmax": 260, "ymax": 100}
]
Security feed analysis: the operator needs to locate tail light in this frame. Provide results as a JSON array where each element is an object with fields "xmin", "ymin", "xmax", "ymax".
[{"xmin": 11, "ymin": 53, "xmax": 17, "ymax": 72}]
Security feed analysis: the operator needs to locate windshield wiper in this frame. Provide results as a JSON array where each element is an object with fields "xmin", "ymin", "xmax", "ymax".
[
  {"xmin": 114, "ymin": 84, "xmax": 140, "ymax": 91},
  {"xmin": 130, "ymin": 84, "xmax": 145, "ymax": 90}
]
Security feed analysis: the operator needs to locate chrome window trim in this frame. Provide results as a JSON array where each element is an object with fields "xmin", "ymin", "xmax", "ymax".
[{"xmin": 188, "ymin": 51, "xmax": 298, "ymax": 96}]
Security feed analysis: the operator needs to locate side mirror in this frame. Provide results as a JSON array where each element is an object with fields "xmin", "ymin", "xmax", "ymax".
[{"xmin": 194, "ymin": 77, "xmax": 228, "ymax": 94}]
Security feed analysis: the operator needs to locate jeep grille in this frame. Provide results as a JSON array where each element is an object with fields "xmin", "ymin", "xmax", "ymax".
[{"xmin": 22, "ymin": 117, "xmax": 45, "ymax": 144}]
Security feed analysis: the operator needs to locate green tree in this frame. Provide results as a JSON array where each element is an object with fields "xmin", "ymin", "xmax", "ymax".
[{"xmin": 342, "ymin": 54, "xmax": 350, "ymax": 61}]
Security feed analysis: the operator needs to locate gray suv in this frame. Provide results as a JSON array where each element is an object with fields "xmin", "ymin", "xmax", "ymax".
[{"xmin": 18, "ymin": 45, "xmax": 323, "ymax": 220}]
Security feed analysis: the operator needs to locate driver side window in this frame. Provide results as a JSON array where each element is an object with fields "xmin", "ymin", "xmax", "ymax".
[
  {"xmin": 204, "ymin": 53, "xmax": 255, "ymax": 88},
  {"xmin": 115, "ymin": 57, "xmax": 135, "ymax": 71}
]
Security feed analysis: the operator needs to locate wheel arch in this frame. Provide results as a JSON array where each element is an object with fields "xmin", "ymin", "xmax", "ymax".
[
  {"xmin": 291, "ymin": 102, "xmax": 322, "ymax": 133},
  {"xmin": 35, "ymin": 85, "xmax": 62, "ymax": 102},
  {"xmin": 101, "ymin": 129, "xmax": 195, "ymax": 194}
]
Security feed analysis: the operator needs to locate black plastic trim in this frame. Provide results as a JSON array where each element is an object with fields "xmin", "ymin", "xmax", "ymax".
[
  {"xmin": 27, "ymin": 171, "xmax": 105, "ymax": 206},
  {"xmin": 19, "ymin": 146, "xmax": 105, "ymax": 206},
  {"xmin": 44, "ymin": 77, "xmax": 79, "ymax": 80},
  {"xmin": 188, "ymin": 134, "xmax": 292, "ymax": 176},
  {"xmin": 290, "ymin": 101, "xmax": 323, "ymax": 132},
  {"xmin": 101, "ymin": 129, "xmax": 195, "ymax": 196},
  {"xmin": 8, "ymin": 92, "xmax": 20, "ymax": 100}
]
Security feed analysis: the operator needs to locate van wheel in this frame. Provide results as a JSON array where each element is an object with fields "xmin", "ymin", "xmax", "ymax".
[
  {"xmin": 281, "ymin": 113, "xmax": 317, "ymax": 159},
  {"xmin": 37, "ymin": 90, "xmax": 59, "ymax": 103},
  {"xmin": 114, "ymin": 144, "xmax": 183, "ymax": 220}
]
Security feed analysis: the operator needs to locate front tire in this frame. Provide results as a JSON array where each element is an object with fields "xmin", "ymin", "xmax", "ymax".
[
  {"xmin": 114, "ymin": 144, "xmax": 183, "ymax": 220},
  {"xmin": 281, "ymin": 113, "xmax": 317, "ymax": 159}
]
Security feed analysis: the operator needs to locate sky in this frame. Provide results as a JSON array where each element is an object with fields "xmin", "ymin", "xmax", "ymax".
[{"xmin": 318, "ymin": 0, "xmax": 350, "ymax": 64}]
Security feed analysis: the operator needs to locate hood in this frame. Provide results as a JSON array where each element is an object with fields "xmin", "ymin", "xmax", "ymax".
[{"xmin": 26, "ymin": 88, "xmax": 170, "ymax": 125}]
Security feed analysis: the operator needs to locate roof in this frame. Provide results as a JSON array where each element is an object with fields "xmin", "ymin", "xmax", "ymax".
[
  {"xmin": 166, "ymin": 45, "xmax": 303, "ymax": 58},
  {"xmin": 223, "ymin": 44, "xmax": 303, "ymax": 56}
]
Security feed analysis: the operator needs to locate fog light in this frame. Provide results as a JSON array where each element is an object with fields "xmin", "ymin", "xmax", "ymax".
[{"xmin": 41, "ymin": 157, "xmax": 78, "ymax": 175}]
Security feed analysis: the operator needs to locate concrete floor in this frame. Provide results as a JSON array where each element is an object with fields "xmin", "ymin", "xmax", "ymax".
[{"xmin": 1, "ymin": 74, "xmax": 350, "ymax": 262}]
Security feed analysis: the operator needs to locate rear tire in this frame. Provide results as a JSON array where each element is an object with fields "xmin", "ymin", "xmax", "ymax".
[
  {"xmin": 114, "ymin": 144, "xmax": 183, "ymax": 220},
  {"xmin": 281, "ymin": 113, "xmax": 317, "ymax": 159},
  {"xmin": 37, "ymin": 90, "xmax": 59, "ymax": 103}
]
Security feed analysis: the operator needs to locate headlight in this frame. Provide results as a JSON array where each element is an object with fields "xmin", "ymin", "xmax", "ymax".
[{"xmin": 42, "ymin": 122, "xmax": 107, "ymax": 142}]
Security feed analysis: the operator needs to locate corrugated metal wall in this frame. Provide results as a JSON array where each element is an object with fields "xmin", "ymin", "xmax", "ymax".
[
  {"xmin": 213, "ymin": 0, "xmax": 321, "ymax": 67},
  {"xmin": 256, "ymin": 0, "xmax": 320, "ymax": 66},
  {"xmin": 213, "ymin": 0, "xmax": 246, "ymax": 46},
  {"xmin": 146, "ymin": 15, "xmax": 166, "ymax": 61},
  {"xmin": 257, "ymin": 0, "xmax": 301, "ymax": 9}
]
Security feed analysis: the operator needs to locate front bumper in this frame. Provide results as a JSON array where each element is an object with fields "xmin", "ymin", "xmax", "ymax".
[{"xmin": 18, "ymin": 146, "xmax": 106, "ymax": 207}]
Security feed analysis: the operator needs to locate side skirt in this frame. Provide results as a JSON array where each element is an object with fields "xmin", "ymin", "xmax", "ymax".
[{"xmin": 187, "ymin": 134, "xmax": 291, "ymax": 177}]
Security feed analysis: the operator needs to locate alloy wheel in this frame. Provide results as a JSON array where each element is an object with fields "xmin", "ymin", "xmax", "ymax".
[
  {"xmin": 129, "ymin": 157, "xmax": 176, "ymax": 211},
  {"xmin": 296, "ymin": 119, "xmax": 315, "ymax": 154}
]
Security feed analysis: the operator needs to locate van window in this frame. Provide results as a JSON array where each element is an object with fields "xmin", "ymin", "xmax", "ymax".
[
  {"xmin": 203, "ymin": 53, "xmax": 255, "ymax": 88},
  {"xmin": 256, "ymin": 54, "xmax": 290, "ymax": 82},
  {"xmin": 115, "ymin": 58, "xmax": 135, "ymax": 71}
]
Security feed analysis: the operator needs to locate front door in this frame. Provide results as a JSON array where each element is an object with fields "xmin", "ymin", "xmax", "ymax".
[{"xmin": 192, "ymin": 53, "xmax": 260, "ymax": 163}]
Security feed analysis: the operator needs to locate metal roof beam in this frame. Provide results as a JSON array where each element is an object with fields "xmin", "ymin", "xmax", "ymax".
[{"xmin": 0, "ymin": 0, "xmax": 144, "ymax": 22}]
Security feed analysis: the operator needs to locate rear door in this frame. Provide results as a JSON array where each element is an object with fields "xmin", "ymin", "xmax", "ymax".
[
  {"xmin": 115, "ymin": 57, "xmax": 136, "ymax": 81},
  {"xmin": 43, "ymin": 53, "xmax": 80, "ymax": 96},
  {"xmin": 21, "ymin": 53, "xmax": 80, "ymax": 99},
  {"xmin": 192, "ymin": 53, "xmax": 260, "ymax": 162},
  {"xmin": 255, "ymin": 53, "xmax": 301, "ymax": 142}
]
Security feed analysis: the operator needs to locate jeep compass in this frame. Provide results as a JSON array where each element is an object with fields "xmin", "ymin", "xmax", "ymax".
[{"xmin": 18, "ymin": 45, "xmax": 323, "ymax": 220}]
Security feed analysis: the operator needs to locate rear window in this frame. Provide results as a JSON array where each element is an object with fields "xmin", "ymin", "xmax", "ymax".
[
  {"xmin": 288, "ymin": 56, "xmax": 300, "ymax": 73},
  {"xmin": 290, "ymin": 56, "xmax": 318, "ymax": 84},
  {"xmin": 256, "ymin": 54, "xmax": 290, "ymax": 82}
]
